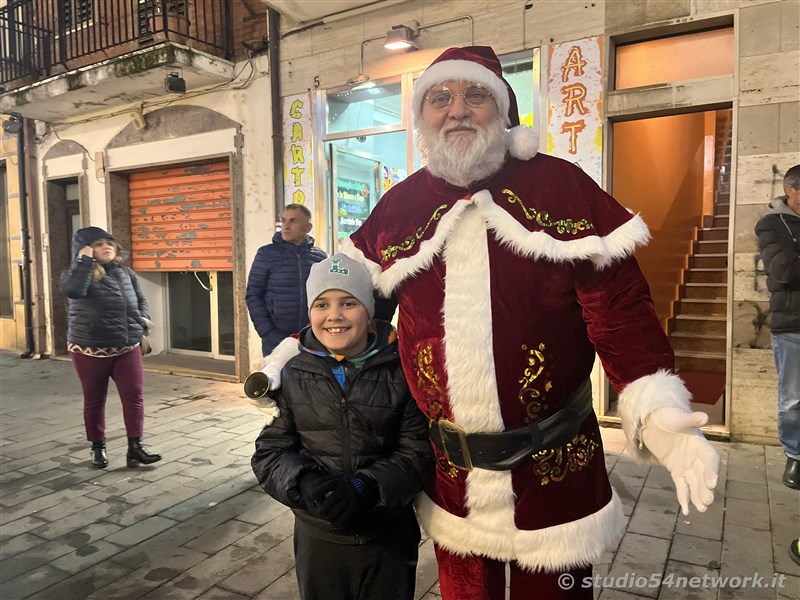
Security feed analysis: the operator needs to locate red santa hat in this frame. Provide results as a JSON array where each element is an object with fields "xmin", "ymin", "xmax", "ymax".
[{"xmin": 412, "ymin": 45, "xmax": 539, "ymax": 160}]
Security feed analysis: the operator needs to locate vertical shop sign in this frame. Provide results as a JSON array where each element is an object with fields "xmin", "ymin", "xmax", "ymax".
[
  {"xmin": 283, "ymin": 92, "xmax": 314, "ymax": 213},
  {"xmin": 547, "ymin": 36, "xmax": 603, "ymax": 186}
]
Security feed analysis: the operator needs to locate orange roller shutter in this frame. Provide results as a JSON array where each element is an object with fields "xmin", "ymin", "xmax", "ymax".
[{"xmin": 129, "ymin": 160, "xmax": 232, "ymax": 272}]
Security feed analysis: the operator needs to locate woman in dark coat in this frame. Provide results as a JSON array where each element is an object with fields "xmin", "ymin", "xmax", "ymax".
[{"xmin": 60, "ymin": 227, "xmax": 161, "ymax": 469}]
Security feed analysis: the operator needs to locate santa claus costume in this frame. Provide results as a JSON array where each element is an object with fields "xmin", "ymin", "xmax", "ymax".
[{"xmin": 334, "ymin": 46, "xmax": 713, "ymax": 600}]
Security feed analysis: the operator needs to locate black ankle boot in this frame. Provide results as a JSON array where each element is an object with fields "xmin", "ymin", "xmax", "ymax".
[
  {"xmin": 91, "ymin": 441, "xmax": 108, "ymax": 469},
  {"xmin": 126, "ymin": 437, "xmax": 162, "ymax": 468}
]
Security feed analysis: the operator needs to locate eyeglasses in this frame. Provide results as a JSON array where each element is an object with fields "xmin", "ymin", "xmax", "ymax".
[{"xmin": 424, "ymin": 85, "xmax": 493, "ymax": 109}]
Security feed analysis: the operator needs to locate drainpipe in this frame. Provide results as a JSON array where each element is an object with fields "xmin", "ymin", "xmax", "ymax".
[
  {"xmin": 17, "ymin": 117, "xmax": 35, "ymax": 358},
  {"xmin": 268, "ymin": 8, "xmax": 283, "ymax": 222}
]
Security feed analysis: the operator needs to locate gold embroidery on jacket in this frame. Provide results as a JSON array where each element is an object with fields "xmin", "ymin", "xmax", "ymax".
[
  {"xmin": 415, "ymin": 343, "xmax": 444, "ymax": 421},
  {"xmin": 532, "ymin": 433, "xmax": 598, "ymax": 485},
  {"xmin": 502, "ymin": 188, "xmax": 593, "ymax": 235},
  {"xmin": 415, "ymin": 343, "xmax": 461, "ymax": 478},
  {"xmin": 519, "ymin": 342, "xmax": 552, "ymax": 421},
  {"xmin": 381, "ymin": 204, "xmax": 449, "ymax": 262}
]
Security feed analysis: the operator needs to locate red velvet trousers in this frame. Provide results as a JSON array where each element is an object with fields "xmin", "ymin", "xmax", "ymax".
[{"xmin": 435, "ymin": 544, "xmax": 594, "ymax": 600}]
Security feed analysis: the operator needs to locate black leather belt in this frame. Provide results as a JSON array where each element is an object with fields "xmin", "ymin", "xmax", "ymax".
[{"xmin": 428, "ymin": 379, "xmax": 593, "ymax": 471}]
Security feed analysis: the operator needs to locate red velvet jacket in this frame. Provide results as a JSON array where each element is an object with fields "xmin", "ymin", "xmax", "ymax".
[{"xmin": 342, "ymin": 153, "xmax": 690, "ymax": 572}]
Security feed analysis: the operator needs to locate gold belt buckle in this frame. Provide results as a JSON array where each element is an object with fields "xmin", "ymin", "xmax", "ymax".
[{"xmin": 437, "ymin": 419, "xmax": 473, "ymax": 471}]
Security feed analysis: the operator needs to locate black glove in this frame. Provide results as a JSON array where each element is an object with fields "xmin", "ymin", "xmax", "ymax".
[
  {"xmin": 314, "ymin": 475, "xmax": 378, "ymax": 531},
  {"xmin": 298, "ymin": 471, "xmax": 334, "ymax": 518}
]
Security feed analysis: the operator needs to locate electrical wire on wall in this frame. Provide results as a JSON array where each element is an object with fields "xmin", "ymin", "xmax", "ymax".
[{"xmin": 38, "ymin": 58, "xmax": 264, "ymax": 142}]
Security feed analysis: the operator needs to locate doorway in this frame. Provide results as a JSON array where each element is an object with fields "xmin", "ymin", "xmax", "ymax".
[
  {"xmin": 166, "ymin": 271, "xmax": 234, "ymax": 359},
  {"xmin": 609, "ymin": 108, "xmax": 732, "ymax": 425}
]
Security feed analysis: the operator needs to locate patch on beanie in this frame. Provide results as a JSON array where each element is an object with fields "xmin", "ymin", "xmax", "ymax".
[{"xmin": 329, "ymin": 258, "xmax": 350, "ymax": 276}]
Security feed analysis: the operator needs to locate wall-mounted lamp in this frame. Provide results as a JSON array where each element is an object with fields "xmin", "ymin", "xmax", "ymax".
[
  {"xmin": 384, "ymin": 24, "xmax": 418, "ymax": 50},
  {"xmin": 2, "ymin": 113, "xmax": 22, "ymax": 134},
  {"xmin": 242, "ymin": 36, "xmax": 269, "ymax": 55},
  {"xmin": 347, "ymin": 16, "xmax": 473, "ymax": 88},
  {"xmin": 165, "ymin": 72, "xmax": 186, "ymax": 94}
]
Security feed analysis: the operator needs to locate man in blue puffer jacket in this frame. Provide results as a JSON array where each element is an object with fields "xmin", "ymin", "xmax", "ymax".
[{"xmin": 246, "ymin": 204, "xmax": 327, "ymax": 356}]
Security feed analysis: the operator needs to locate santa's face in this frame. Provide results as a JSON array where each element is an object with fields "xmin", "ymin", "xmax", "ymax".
[
  {"xmin": 418, "ymin": 80, "xmax": 507, "ymax": 187},
  {"xmin": 420, "ymin": 80, "xmax": 499, "ymax": 141}
]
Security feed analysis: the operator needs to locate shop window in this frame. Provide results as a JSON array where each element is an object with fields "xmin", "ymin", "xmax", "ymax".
[
  {"xmin": 502, "ymin": 49, "xmax": 538, "ymax": 131},
  {"xmin": 615, "ymin": 27, "xmax": 733, "ymax": 90},
  {"xmin": 327, "ymin": 131, "xmax": 407, "ymax": 241},
  {"xmin": 0, "ymin": 164, "xmax": 12, "ymax": 317},
  {"xmin": 326, "ymin": 80, "xmax": 402, "ymax": 134}
]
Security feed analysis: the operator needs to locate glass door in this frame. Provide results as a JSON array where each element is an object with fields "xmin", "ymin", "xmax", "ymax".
[
  {"xmin": 167, "ymin": 271, "xmax": 234, "ymax": 359},
  {"xmin": 327, "ymin": 131, "xmax": 408, "ymax": 243}
]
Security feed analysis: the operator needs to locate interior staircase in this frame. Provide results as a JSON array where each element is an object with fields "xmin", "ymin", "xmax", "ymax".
[{"xmin": 667, "ymin": 113, "xmax": 731, "ymax": 380}]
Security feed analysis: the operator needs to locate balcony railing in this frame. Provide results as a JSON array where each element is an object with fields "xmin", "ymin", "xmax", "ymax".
[{"xmin": 1, "ymin": 0, "xmax": 233, "ymax": 90}]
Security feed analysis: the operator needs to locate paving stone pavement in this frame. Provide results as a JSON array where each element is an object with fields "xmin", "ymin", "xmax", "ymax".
[{"xmin": 1, "ymin": 350, "xmax": 798, "ymax": 600}]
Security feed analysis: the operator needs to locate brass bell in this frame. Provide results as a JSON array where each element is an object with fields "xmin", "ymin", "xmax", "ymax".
[{"xmin": 243, "ymin": 371, "xmax": 270, "ymax": 399}]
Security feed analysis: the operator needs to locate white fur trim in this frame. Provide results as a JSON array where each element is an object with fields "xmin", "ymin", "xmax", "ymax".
[
  {"xmin": 339, "ymin": 237, "xmax": 383, "ymax": 287},
  {"xmin": 508, "ymin": 126, "xmax": 539, "ymax": 160},
  {"xmin": 260, "ymin": 336, "xmax": 301, "ymax": 390},
  {"xmin": 618, "ymin": 370, "xmax": 693, "ymax": 463},
  {"xmin": 413, "ymin": 60, "xmax": 511, "ymax": 128},
  {"xmin": 348, "ymin": 190, "xmax": 650, "ymax": 299},
  {"xmin": 370, "ymin": 198, "xmax": 473, "ymax": 297},
  {"xmin": 472, "ymin": 190, "xmax": 651, "ymax": 269},
  {"xmin": 441, "ymin": 207, "xmax": 517, "ymax": 525},
  {"xmin": 415, "ymin": 489, "xmax": 625, "ymax": 572},
  {"xmin": 442, "ymin": 207, "xmax": 504, "ymax": 432}
]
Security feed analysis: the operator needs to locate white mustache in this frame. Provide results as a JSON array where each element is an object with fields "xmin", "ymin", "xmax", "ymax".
[{"xmin": 443, "ymin": 121, "xmax": 477, "ymax": 134}]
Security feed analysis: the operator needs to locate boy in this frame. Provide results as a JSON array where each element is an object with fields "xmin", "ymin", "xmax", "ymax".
[{"xmin": 251, "ymin": 253, "xmax": 433, "ymax": 600}]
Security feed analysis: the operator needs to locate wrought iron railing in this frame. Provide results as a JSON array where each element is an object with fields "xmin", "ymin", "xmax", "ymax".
[{"xmin": 1, "ymin": 0, "xmax": 233, "ymax": 90}]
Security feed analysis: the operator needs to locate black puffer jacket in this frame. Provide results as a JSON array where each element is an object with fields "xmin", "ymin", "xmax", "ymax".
[
  {"xmin": 755, "ymin": 196, "xmax": 800, "ymax": 333},
  {"xmin": 251, "ymin": 321, "xmax": 433, "ymax": 540},
  {"xmin": 60, "ymin": 233, "xmax": 150, "ymax": 348}
]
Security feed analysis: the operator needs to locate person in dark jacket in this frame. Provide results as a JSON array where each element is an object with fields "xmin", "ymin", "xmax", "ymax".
[
  {"xmin": 251, "ymin": 253, "xmax": 434, "ymax": 600},
  {"xmin": 755, "ymin": 163, "xmax": 800, "ymax": 491},
  {"xmin": 60, "ymin": 227, "xmax": 162, "ymax": 470},
  {"xmin": 245, "ymin": 204, "xmax": 327, "ymax": 356}
]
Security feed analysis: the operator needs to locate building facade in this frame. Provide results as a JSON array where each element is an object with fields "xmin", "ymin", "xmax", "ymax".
[{"xmin": 1, "ymin": 0, "xmax": 798, "ymax": 444}]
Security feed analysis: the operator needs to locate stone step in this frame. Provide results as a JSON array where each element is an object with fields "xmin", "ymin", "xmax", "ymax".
[
  {"xmin": 669, "ymin": 331, "xmax": 727, "ymax": 354},
  {"xmin": 697, "ymin": 227, "xmax": 729, "ymax": 242},
  {"xmin": 679, "ymin": 282, "xmax": 727, "ymax": 299},
  {"xmin": 668, "ymin": 314, "xmax": 726, "ymax": 335},
  {"xmin": 675, "ymin": 298, "xmax": 727, "ymax": 316},
  {"xmin": 690, "ymin": 254, "xmax": 728, "ymax": 269},
  {"xmin": 684, "ymin": 268, "xmax": 727, "ymax": 284},
  {"xmin": 674, "ymin": 351, "xmax": 726, "ymax": 373},
  {"xmin": 694, "ymin": 239, "xmax": 728, "ymax": 254}
]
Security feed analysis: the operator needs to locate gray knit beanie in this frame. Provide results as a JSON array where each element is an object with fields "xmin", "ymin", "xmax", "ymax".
[{"xmin": 307, "ymin": 253, "xmax": 375, "ymax": 318}]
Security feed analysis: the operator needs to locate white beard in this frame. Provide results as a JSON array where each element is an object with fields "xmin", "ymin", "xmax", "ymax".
[{"xmin": 418, "ymin": 116, "xmax": 508, "ymax": 187}]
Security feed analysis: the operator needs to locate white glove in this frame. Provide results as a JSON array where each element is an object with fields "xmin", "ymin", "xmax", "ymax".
[
  {"xmin": 246, "ymin": 395, "xmax": 281, "ymax": 426},
  {"xmin": 641, "ymin": 407, "xmax": 720, "ymax": 516}
]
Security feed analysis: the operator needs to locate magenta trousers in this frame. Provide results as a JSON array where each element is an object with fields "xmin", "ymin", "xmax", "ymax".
[
  {"xmin": 435, "ymin": 544, "xmax": 593, "ymax": 600},
  {"xmin": 71, "ymin": 348, "xmax": 145, "ymax": 442}
]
